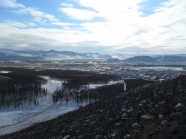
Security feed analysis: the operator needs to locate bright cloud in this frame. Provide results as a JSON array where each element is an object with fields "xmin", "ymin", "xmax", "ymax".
[
  {"xmin": 60, "ymin": 7, "xmax": 101, "ymax": 20},
  {"xmin": 51, "ymin": 22, "xmax": 74, "ymax": 27},
  {"xmin": 0, "ymin": 0, "xmax": 186, "ymax": 54}
]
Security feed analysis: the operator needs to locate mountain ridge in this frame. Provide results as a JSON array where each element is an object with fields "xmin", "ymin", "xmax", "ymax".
[
  {"xmin": 1, "ymin": 48, "xmax": 186, "ymax": 62},
  {"xmin": 0, "ymin": 49, "xmax": 113, "ymax": 60},
  {"xmin": 124, "ymin": 56, "xmax": 157, "ymax": 62},
  {"xmin": 124, "ymin": 55, "xmax": 186, "ymax": 63}
]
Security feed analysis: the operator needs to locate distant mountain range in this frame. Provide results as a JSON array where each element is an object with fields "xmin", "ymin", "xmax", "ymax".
[
  {"xmin": 0, "ymin": 49, "xmax": 112, "ymax": 61},
  {"xmin": 106, "ymin": 58, "xmax": 121, "ymax": 62},
  {"xmin": 124, "ymin": 56, "xmax": 158, "ymax": 62},
  {"xmin": 124, "ymin": 55, "xmax": 186, "ymax": 63},
  {"xmin": 106, "ymin": 55, "xmax": 186, "ymax": 63},
  {"xmin": 0, "ymin": 49, "xmax": 186, "ymax": 62},
  {"xmin": 156, "ymin": 55, "xmax": 186, "ymax": 62}
]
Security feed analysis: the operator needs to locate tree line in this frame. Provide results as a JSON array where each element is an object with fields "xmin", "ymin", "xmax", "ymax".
[
  {"xmin": 0, "ymin": 69, "xmax": 47, "ymax": 109},
  {"xmin": 52, "ymin": 83, "xmax": 124, "ymax": 104}
]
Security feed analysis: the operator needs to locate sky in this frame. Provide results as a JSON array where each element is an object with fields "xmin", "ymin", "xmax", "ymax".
[{"xmin": 0, "ymin": 0, "xmax": 186, "ymax": 55}]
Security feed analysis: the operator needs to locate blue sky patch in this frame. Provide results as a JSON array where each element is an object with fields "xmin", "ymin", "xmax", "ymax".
[{"xmin": 139, "ymin": 0, "xmax": 168, "ymax": 16}]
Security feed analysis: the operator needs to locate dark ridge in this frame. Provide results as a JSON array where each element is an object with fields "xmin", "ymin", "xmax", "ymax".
[
  {"xmin": 125, "ymin": 56, "xmax": 157, "ymax": 62},
  {"xmin": 157, "ymin": 55, "xmax": 186, "ymax": 62},
  {"xmin": 1, "ymin": 75, "xmax": 186, "ymax": 139},
  {"xmin": 106, "ymin": 58, "xmax": 120, "ymax": 63},
  {"xmin": 125, "ymin": 78, "xmax": 154, "ymax": 90}
]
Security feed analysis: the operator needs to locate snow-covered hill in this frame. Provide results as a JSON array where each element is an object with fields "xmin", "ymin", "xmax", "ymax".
[{"xmin": 1, "ymin": 75, "xmax": 186, "ymax": 139}]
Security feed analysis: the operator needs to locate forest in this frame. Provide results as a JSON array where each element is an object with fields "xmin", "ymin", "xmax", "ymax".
[
  {"xmin": 0, "ymin": 67, "xmax": 154, "ymax": 109},
  {"xmin": 0, "ymin": 68, "xmax": 47, "ymax": 109},
  {"xmin": 0, "ymin": 68, "xmax": 120, "ymax": 109}
]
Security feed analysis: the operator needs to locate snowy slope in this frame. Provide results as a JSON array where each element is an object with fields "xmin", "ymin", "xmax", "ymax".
[{"xmin": 0, "ymin": 77, "xmax": 87, "ymax": 135}]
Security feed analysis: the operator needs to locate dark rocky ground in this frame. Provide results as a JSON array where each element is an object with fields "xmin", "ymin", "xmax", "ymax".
[{"xmin": 1, "ymin": 75, "xmax": 186, "ymax": 139}]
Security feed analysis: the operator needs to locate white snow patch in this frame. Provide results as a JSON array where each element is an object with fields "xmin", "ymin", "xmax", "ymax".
[
  {"xmin": 141, "ymin": 114, "xmax": 154, "ymax": 119},
  {"xmin": 0, "ymin": 71, "xmax": 11, "ymax": 73},
  {"xmin": 124, "ymin": 134, "xmax": 130, "ymax": 139},
  {"xmin": 121, "ymin": 113, "xmax": 126, "ymax": 117},
  {"xmin": 175, "ymin": 103, "xmax": 182, "ymax": 108},
  {"xmin": 132, "ymin": 123, "xmax": 140, "ymax": 128},
  {"xmin": 62, "ymin": 135, "xmax": 71, "ymax": 139},
  {"xmin": 86, "ymin": 80, "xmax": 123, "ymax": 89},
  {"xmin": 41, "ymin": 76, "xmax": 64, "ymax": 94},
  {"xmin": 159, "ymin": 114, "xmax": 163, "ymax": 119},
  {"xmin": 126, "ymin": 108, "xmax": 133, "ymax": 112}
]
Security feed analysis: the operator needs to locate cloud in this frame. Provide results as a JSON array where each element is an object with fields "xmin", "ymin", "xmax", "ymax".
[
  {"xmin": 60, "ymin": 7, "xmax": 101, "ymax": 20},
  {"xmin": 75, "ymin": 0, "xmax": 185, "ymax": 53},
  {"xmin": 0, "ymin": 0, "xmax": 25, "ymax": 8},
  {"xmin": 51, "ymin": 22, "xmax": 74, "ymax": 27},
  {"xmin": 0, "ymin": 27, "xmax": 61, "ymax": 50},
  {"xmin": 61, "ymin": 3, "xmax": 74, "ymax": 8},
  {"xmin": 0, "ymin": 0, "xmax": 186, "ymax": 55},
  {"xmin": 0, "ymin": 0, "xmax": 59, "ymax": 24},
  {"xmin": 0, "ymin": 21, "xmax": 36, "ymax": 29},
  {"xmin": 18, "ymin": 7, "xmax": 58, "ymax": 23},
  {"xmin": 0, "ymin": 22, "xmax": 96, "ymax": 51},
  {"xmin": 74, "ymin": 0, "xmax": 143, "ymax": 20}
]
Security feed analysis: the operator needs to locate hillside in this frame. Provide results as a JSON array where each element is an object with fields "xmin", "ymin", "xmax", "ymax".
[
  {"xmin": 125, "ymin": 56, "xmax": 157, "ymax": 62},
  {"xmin": 106, "ymin": 58, "xmax": 120, "ymax": 63},
  {"xmin": 1, "ymin": 75, "xmax": 186, "ymax": 139},
  {"xmin": 156, "ymin": 55, "xmax": 186, "ymax": 62}
]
